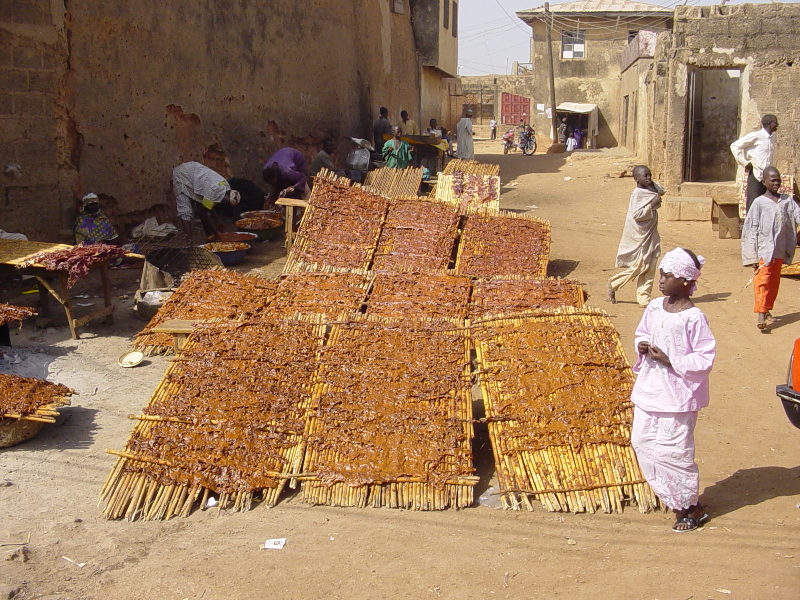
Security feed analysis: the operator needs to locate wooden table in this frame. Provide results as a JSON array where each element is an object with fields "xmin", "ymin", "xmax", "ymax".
[
  {"xmin": 0, "ymin": 239, "xmax": 115, "ymax": 339},
  {"xmin": 275, "ymin": 197, "xmax": 309, "ymax": 250}
]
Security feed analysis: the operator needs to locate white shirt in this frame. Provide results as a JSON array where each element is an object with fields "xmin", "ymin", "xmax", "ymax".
[
  {"xmin": 489, "ymin": 119, "xmax": 497, "ymax": 129},
  {"xmin": 741, "ymin": 193, "xmax": 800, "ymax": 266},
  {"xmin": 171, "ymin": 162, "xmax": 230, "ymax": 222},
  {"xmin": 730, "ymin": 128, "xmax": 776, "ymax": 180}
]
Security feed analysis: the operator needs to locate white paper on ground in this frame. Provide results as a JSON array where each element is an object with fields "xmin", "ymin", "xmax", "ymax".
[{"xmin": 263, "ymin": 538, "xmax": 286, "ymax": 550}]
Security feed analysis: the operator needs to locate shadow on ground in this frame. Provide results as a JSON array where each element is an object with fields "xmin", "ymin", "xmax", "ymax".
[
  {"xmin": 702, "ymin": 465, "xmax": 800, "ymax": 518},
  {"xmin": 9, "ymin": 406, "xmax": 100, "ymax": 452},
  {"xmin": 548, "ymin": 259, "xmax": 580, "ymax": 278}
]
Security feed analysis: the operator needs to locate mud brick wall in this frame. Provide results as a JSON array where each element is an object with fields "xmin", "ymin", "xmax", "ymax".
[
  {"xmin": 1, "ymin": 1, "xmax": 424, "ymax": 241},
  {"xmin": 0, "ymin": 0, "xmax": 63, "ymax": 239},
  {"xmin": 646, "ymin": 3, "xmax": 800, "ymax": 189}
]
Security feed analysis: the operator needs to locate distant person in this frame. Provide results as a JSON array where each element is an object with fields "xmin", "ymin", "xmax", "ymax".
[
  {"xmin": 373, "ymin": 106, "xmax": 393, "ymax": 152},
  {"xmin": 172, "ymin": 161, "xmax": 241, "ymax": 241},
  {"xmin": 573, "ymin": 126, "xmax": 583, "ymax": 149},
  {"xmin": 309, "ymin": 138, "xmax": 336, "ymax": 177},
  {"xmin": 565, "ymin": 133, "xmax": 577, "ymax": 152},
  {"xmin": 382, "ymin": 126, "xmax": 413, "ymax": 169},
  {"xmin": 730, "ymin": 114, "xmax": 778, "ymax": 212},
  {"xmin": 399, "ymin": 110, "xmax": 419, "ymax": 136},
  {"xmin": 262, "ymin": 147, "xmax": 309, "ymax": 202},
  {"xmin": 489, "ymin": 117, "xmax": 497, "ymax": 140},
  {"xmin": 631, "ymin": 247, "xmax": 716, "ymax": 533},
  {"xmin": 557, "ymin": 117, "xmax": 568, "ymax": 144},
  {"xmin": 456, "ymin": 109, "xmax": 475, "ymax": 160},
  {"xmin": 741, "ymin": 166, "xmax": 800, "ymax": 331},
  {"xmin": 607, "ymin": 165, "xmax": 664, "ymax": 307}
]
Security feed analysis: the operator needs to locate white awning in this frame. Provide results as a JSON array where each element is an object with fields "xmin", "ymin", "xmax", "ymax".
[
  {"xmin": 556, "ymin": 102, "xmax": 599, "ymax": 141},
  {"xmin": 556, "ymin": 102, "xmax": 597, "ymax": 114}
]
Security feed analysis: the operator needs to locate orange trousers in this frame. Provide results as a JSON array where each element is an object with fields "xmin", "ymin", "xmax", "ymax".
[{"xmin": 753, "ymin": 258, "xmax": 783, "ymax": 313}]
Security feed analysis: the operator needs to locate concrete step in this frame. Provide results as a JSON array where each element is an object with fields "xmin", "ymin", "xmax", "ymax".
[
  {"xmin": 661, "ymin": 196, "xmax": 712, "ymax": 221},
  {"xmin": 680, "ymin": 181, "xmax": 739, "ymax": 203}
]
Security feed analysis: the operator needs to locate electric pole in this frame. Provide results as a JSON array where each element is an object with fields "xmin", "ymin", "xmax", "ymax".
[{"xmin": 544, "ymin": 2, "xmax": 558, "ymax": 142}]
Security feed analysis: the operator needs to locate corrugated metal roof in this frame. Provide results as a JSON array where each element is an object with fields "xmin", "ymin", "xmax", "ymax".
[{"xmin": 518, "ymin": 0, "xmax": 673, "ymax": 17}]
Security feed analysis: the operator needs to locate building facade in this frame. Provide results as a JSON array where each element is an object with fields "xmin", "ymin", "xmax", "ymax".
[
  {"xmin": 516, "ymin": 0, "xmax": 672, "ymax": 146},
  {"xmin": 640, "ymin": 3, "xmax": 800, "ymax": 193},
  {"xmin": 1, "ymin": 0, "xmax": 456, "ymax": 240}
]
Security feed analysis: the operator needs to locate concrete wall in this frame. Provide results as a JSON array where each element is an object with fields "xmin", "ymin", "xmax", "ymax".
[
  {"xmin": 459, "ymin": 74, "xmax": 536, "ymax": 136},
  {"xmin": 1, "ymin": 0, "xmax": 425, "ymax": 240},
  {"xmin": 645, "ymin": 3, "xmax": 800, "ymax": 190},
  {"xmin": 528, "ymin": 17, "xmax": 669, "ymax": 147}
]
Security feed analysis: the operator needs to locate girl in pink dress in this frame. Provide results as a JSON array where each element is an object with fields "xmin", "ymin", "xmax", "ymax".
[{"xmin": 630, "ymin": 247, "xmax": 717, "ymax": 532}]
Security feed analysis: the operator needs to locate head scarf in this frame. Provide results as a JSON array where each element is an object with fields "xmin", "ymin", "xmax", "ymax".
[{"xmin": 659, "ymin": 248, "xmax": 704, "ymax": 295}]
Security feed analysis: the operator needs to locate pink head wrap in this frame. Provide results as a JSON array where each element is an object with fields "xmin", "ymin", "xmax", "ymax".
[{"xmin": 659, "ymin": 248, "xmax": 705, "ymax": 295}]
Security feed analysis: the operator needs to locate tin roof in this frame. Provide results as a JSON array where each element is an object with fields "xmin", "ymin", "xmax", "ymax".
[{"xmin": 518, "ymin": 0, "xmax": 673, "ymax": 19}]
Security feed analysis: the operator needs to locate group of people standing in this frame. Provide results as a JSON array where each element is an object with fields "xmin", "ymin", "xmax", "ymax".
[{"xmin": 604, "ymin": 112, "xmax": 799, "ymax": 534}]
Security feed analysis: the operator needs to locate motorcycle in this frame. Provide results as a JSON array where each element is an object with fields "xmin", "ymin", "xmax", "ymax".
[
  {"xmin": 502, "ymin": 127, "xmax": 537, "ymax": 155},
  {"xmin": 518, "ymin": 127, "xmax": 537, "ymax": 155},
  {"xmin": 501, "ymin": 129, "xmax": 516, "ymax": 154}
]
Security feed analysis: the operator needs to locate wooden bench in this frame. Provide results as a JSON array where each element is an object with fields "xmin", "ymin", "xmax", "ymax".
[
  {"xmin": 711, "ymin": 199, "xmax": 741, "ymax": 239},
  {"xmin": 151, "ymin": 319, "xmax": 201, "ymax": 353}
]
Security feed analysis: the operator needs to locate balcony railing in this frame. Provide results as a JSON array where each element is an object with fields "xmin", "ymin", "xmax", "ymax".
[{"xmin": 620, "ymin": 30, "xmax": 658, "ymax": 73}]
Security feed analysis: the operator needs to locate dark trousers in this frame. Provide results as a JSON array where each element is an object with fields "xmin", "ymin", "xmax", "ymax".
[
  {"xmin": 490, "ymin": 128, "xmax": 496, "ymax": 140},
  {"xmin": 0, "ymin": 324, "xmax": 10, "ymax": 347},
  {"xmin": 746, "ymin": 169, "xmax": 767, "ymax": 212}
]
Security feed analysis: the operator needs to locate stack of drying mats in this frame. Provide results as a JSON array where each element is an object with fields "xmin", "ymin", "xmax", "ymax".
[{"xmin": 103, "ymin": 161, "xmax": 659, "ymax": 520}]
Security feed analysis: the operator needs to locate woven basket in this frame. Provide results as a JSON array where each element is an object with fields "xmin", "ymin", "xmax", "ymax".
[{"xmin": 0, "ymin": 418, "xmax": 45, "ymax": 448}]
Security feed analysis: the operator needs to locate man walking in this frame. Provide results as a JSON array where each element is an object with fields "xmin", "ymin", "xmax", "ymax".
[
  {"xmin": 730, "ymin": 114, "xmax": 778, "ymax": 212},
  {"xmin": 456, "ymin": 109, "xmax": 475, "ymax": 160},
  {"xmin": 607, "ymin": 165, "xmax": 663, "ymax": 307}
]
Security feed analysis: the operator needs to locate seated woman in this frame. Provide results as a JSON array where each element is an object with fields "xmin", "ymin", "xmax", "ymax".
[{"xmin": 74, "ymin": 193, "xmax": 118, "ymax": 245}]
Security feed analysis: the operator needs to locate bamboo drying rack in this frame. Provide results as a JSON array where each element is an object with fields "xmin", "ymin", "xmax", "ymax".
[
  {"xmin": 102, "ymin": 315, "xmax": 328, "ymax": 520},
  {"xmin": 455, "ymin": 210, "xmax": 552, "ymax": 279},
  {"xmin": 284, "ymin": 177, "xmax": 389, "ymax": 274},
  {"xmin": 470, "ymin": 307, "xmax": 659, "ymax": 513},
  {"xmin": 364, "ymin": 166, "xmax": 424, "ymax": 198},
  {"xmin": 300, "ymin": 314, "xmax": 477, "ymax": 509},
  {"xmin": 469, "ymin": 275, "xmax": 585, "ymax": 320}
]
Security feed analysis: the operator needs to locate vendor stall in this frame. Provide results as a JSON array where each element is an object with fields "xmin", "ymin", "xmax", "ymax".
[
  {"xmin": 0, "ymin": 239, "xmax": 130, "ymax": 339},
  {"xmin": 556, "ymin": 102, "xmax": 599, "ymax": 149}
]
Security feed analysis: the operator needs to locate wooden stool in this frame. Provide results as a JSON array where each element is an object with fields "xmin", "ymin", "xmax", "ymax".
[
  {"xmin": 713, "ymin": 199, "xmax": 741, "ymax": 239},
  {"xmin": 275, "ymin": 198, "xmax": 309, "ymax": 250}
]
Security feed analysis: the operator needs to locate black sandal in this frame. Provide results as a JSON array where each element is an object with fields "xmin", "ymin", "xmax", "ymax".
[{"xmin": 671, "ymin": 511, "xmax": 709, "ymax": 533}]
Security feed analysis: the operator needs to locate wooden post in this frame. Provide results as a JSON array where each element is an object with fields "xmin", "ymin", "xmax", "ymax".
[{"xmin": 544, "ymin": 2, "xmax": 558, "ymax": 142}]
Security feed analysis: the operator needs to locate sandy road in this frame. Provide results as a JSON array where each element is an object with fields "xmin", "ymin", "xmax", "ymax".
[{"xmin": 1, "ymin": 143, "xmax": 797, "ymax": 600}]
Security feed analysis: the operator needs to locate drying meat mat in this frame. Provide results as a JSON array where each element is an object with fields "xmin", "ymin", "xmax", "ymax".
[
  {"xmin": 470, "ymin": 307, "xmax": 659, "ymax": 513},
  {"xmin": 272, "ymin": 264, "xmax": 372, "ymax": 320},
  {"xmin": 469, "ymin": 276, "xmax": 584, "ymax": 320},
  {"xmin": 284, "ymin": 177, "xmax": 389, "ymax": 273},
  {"xmin": 103, "ymin": 316, "xmax": 326, "ymax": 520},
  {"xmin": 301, "ymin": 316, "xmax": 477, "ymax": 509},
  {"xmin": 372, "ymin": 197, "xmax": 461, "ymax": 272},
  {"xmin": 366, "ymin": 271, "xmax": 472, "ymax": 321},
  {"xmin": 364, "ymin": 166, "xmax": 423, "ymax": 198},
  {"xmin": 0, "ymin": 303, "xmax": 37, "ymax": 326},
  {"xmin": 455, "ymin": 210, "xmax": 551, "ymax": 279},
  {"xmin": 134, "ymin": 270, "xmax": 278, "ymax": 355},
  {"xmin": 1, "ymin": 373, "xmax": 72, "ymax": 423}
]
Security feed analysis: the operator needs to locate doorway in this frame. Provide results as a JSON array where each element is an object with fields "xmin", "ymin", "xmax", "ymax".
[{"xmin": 683, "ymin": 68, "xmax": 741, "ymax": 182}]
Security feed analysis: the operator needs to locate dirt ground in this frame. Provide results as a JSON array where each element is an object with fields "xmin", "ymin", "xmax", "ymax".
[{"xmin": 1, "ymin": 142, "xmax": 798, "ymax": 600}]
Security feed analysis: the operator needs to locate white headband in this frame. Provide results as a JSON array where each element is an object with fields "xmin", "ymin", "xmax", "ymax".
[{"xmin": 660, "ymin": 248, "xmax": 704, "ymax": 294}]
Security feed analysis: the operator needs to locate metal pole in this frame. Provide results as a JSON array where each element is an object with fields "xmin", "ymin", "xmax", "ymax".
[{"xmin": 544, "ymin": 2, "xmax": 558, "ymax": 142}]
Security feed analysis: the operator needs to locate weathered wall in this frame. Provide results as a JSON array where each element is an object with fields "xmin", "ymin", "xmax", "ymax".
[
  {"xmin": 0, "ymin": 0, "xmax": 64, "ymax": 238},
  {"xmin": 1, "ymin": 0, "xmax": 425, "ymax": 240},
  {"xmin": 647, "ymin": 3, "xmax": 800, "ymax": 190},
  {"xmin": 459, "ymin": 74, "xmax": 536, "ymax": 136},
  {"xmin": 529, "ymin": 17, "xmax": 669, "ymax": 147},
  {"xmin": 619, "ymin": 57, "xmax": 653, "ymax": 156}
]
